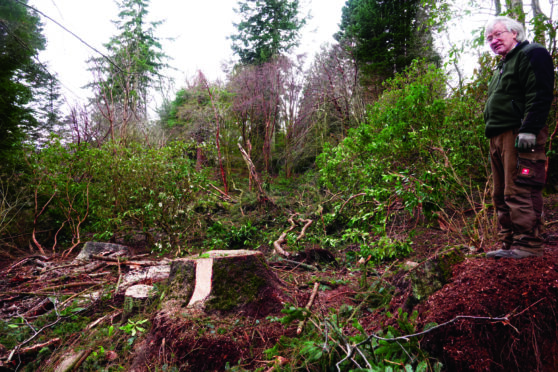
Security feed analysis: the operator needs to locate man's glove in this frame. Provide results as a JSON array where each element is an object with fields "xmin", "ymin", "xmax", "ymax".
[{"xmin": 515, "ymin": 133, "xmax": 537, "ymax": 151}]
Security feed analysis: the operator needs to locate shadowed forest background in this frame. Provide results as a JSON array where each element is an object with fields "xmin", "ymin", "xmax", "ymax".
[{"xmin": 1, "ymin": 0, "xmax": 558, "ymax": 371}]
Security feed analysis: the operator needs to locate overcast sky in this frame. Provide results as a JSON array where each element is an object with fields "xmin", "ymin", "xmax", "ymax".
[{"xmin": 30, "ymin": 0, "xmax": 346, "ymax": 109}]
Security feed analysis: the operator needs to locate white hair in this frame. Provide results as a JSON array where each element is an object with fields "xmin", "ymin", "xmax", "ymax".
[{"xmin": 485, "ymin": 16, "xmax": 526, "ymax": 42}]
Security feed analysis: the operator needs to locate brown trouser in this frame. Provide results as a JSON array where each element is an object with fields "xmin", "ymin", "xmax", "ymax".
[{"xmin": 489, "ymin": 127, "xmax": 547, "ymax": 252}]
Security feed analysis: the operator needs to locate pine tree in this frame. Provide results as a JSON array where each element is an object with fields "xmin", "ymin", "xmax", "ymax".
[
  {"xmin": 0, "ymin": 0, "xmax": 59, "ymax": 153},
  {"xmin": 230, "ymin": 0, "xmax": 305, "ymax": 65},
  {"xmin": 89, "ymin": 0, "xmax": 168, "ymax": 139},
  {"xmin": 336, "ymin": 0, "xmax": 440, "ymax": 88}
]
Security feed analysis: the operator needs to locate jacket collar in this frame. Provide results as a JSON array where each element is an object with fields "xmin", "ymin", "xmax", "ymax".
[{"xmin": 503, "ymin": 40, "xmax": 529, "ymax": 61}]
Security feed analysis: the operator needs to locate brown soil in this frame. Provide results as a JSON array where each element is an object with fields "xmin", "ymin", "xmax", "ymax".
[
  {"xmin": 411, "ymin": 199, "xmax": 558, "ymax": 372},
  {"xmin": 417, "ymin": 250, "xmax": 558, "ymax": 372}
]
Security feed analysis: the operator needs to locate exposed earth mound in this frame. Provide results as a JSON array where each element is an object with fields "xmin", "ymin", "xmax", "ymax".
[{"xmin": 418, "ymin": 248, "xmax": 558, "ymax": 371}]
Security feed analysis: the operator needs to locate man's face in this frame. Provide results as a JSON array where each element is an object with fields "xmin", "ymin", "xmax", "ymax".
[{"xmin": 487, "ymin": 23, "xmax": 518, "ymax": 57}]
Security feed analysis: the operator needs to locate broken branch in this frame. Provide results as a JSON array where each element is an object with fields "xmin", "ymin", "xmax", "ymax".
[
  {"xmin": 297, "ymin": 282, "xmax": 320, "ymax": 335},
  {"xmin": 296, "ymin": 218, "xmax": 313, "ymax": 242},
  {"xmin": 273, "ymin": 217, "xmax": 297, "ymax": 257}
]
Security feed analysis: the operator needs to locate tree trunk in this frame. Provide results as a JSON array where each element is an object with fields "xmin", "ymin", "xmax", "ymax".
[
  {"xmin": 494, "ymin": 0, "xmax": 502, "ymax": 15},
  {"xmin": 531, "ymin": 0, "xmax": 549, "ymax": 45},
  {"xmin": 505, "ymin": 0, "xmax": 525, "ymax": 23}
]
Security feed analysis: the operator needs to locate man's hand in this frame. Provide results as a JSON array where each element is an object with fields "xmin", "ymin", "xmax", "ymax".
[{"xmin": 515, "ymin": 133, "xmax": 537, "ymax": 151}]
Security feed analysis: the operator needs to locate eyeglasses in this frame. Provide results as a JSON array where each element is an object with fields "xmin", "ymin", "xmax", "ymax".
[{"xmin": 486, "ymin": 30, "xmax": 510, "ymax": 43}]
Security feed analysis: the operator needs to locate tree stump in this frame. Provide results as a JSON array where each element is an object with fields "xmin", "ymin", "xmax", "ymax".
[{"xmin": 167, "ymin": 250, "xmax": 283, "ymax": 313}]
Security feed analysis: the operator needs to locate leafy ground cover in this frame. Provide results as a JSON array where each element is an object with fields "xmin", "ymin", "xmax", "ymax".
[{"xmin": 0, "ymin": 194, "xmax": 556, "ymax": 371}]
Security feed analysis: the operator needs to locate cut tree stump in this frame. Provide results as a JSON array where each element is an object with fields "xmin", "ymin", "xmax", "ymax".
[{"xmin": 167, "ymin": 250, "xmax": 283, "ymax": 313}]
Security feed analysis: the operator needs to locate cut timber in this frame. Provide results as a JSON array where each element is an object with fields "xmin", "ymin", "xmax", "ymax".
[
  {"xmin": 74, "ymin": 241, "xmax": 130, "ymax": 261},
  {"xmin": 167, "ymin": 250, "xmax": 283, "ymax": 313},
  {"xmin": 123, "ymin": 284, "xmax": 156, "ymax": 321}
]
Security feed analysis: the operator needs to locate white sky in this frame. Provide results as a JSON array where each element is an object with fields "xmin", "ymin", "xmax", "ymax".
[
  {"xmin": 30, "ymin": 0, "xmax": 347, "ymax": 109},
  {"xmin": 31, "ymin": 0, "xmax": 555, "ymax": 116}
]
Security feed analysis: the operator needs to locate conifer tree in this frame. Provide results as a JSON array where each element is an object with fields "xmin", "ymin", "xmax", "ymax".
[
  {"xmin": 89, "ymin": 0, "xmax": 168, "ymax": 139},
  {"xmin": 336, "ymin": 0, "xmax": 439, "ymax": 88},
  {"xmin": 0, "ymin": 0, "xmax": 59, "ymax": 153},
  {"xmin": 230, "ymin": 0, "xmax": 305, "ymax": 65}
]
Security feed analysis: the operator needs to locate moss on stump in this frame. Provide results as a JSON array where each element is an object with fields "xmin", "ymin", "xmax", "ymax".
[{"xmin": 166, "ymin": 250, "xmax": 283, "ymax": 314}]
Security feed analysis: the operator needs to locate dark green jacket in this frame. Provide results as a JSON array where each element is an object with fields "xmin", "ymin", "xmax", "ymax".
[{"xmin": 484, "ymin": 40, "xmax": 554, "ymax": 138}]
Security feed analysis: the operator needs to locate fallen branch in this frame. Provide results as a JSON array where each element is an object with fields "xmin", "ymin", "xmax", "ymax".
[
  {"xmin": 273, "ymin": 216, "xmax": 297, "ymax": 257},
  {"xmin": 65, "ymin": 349, "xmax": 93, "ymax": 372},
  {"xmin": 296, "ymin": 219, "xmax": 313, "ymax": 242},
  {"xmin": 273, "ymin": 258, "xmax": 318, "ymax": 272},
  {"xmin": 280, "ymin": 259, "xmax": 316, "ymax": 272},
  {"xmin": 238, "ymin": 142, "xmax": 273, "ymax": 205},
  {"xmin": 85, "ymin": 310, "xmax": 122, "ymax": 331},
  {"xmin": 16, "ymin": 338, "xmax": 61, "ymax": 355},
  {"xmin": 5, "ymin": 256, "xmax": 49, "ymax": 273},
  {"xmin": 264, "ymin": 356, "xmax": 289, "ymax": 372},
  {"xmin": 0, "ymin": 291, "xmax": 51, "ymax": 297},
  {"xmin": 273, "ymin": 215, "xmax": 314, "ymax": 257},
  {"xmin": 87, "ymin": 272, "xmax": 111, "ymax": 278},
  {"xmin": 42, "ymin": 262, "xmax": 82, "ymax": 273},
  {"xmin": 338, "ymin": 193, "xmax": 366, "ymax": 215},
  {"xmin": 22, "ymin": 298, "xmax": 52, "ymax": 318},
  {"xmin": 40, "ymin": 281, "xmax": 100, "ymax": 292},
  {"xmin": 84, "ymin": 262, "xmax": 107, "ymax": 273},
  {"xmin": 297, "ymin": 282, "xmax": 320, "ymax": 335},
  {"xmin": 7, "ymin": 316, "xmax": 64, "ymax": 362},
  {"xmin": 59, "ymin": 283, "xmax": 104, "ymax": 309},
  {"xmin": 7, "ymin": 298, "xmax": 94, "ymax": 362},
  {"xmin": 209, "ymin": 183, "xmax": 237, "ymax": 203},
  {"xmin": 333, "ymin": 305, "xmax": 544, "ymax": 372}
]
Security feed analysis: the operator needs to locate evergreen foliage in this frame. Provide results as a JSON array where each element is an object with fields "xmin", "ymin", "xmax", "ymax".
[
  {"xmin": 0, "ymin": 0, "xmax": 60, "ymax": 154},
  {"xmin": 88, "ymin": 0, "xmax": 169, "ymax": 125},
  {"xmin": 317, "ymin": 60, "xmax": 489, "ymax": 234},
  {"xmin": 336, "ymin": 0, "xmax": 440, "ymax": 88},
  {"xmin": 230, "ymin": 0, "xmax": 305, "ymax": 65}
]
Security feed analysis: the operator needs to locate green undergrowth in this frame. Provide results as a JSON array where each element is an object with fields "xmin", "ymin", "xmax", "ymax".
[
  {"xmin": 0, "ymin": 60, "xmax": 508, "ymax": 370},
  {"xmin": 264, "ymin": 302, "xmax": 443, "ymax": 371}
]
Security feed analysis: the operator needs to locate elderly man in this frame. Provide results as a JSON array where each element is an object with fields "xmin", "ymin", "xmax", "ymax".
[{"xmin": 484, "ymin": 16, "xmax": 554, "ymax": 258}]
